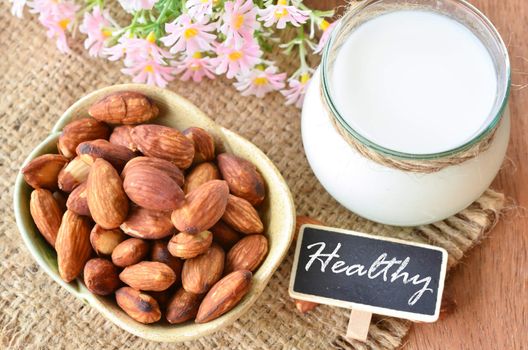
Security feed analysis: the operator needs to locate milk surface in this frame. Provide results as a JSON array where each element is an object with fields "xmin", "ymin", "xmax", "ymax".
[{"xmin": 331, "ymin": 10, "xmax": 498, "ymax": 154}]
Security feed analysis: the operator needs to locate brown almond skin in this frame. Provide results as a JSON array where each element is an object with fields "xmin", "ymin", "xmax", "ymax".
[
  {"xmin": 166, "ymin": 288, "xmax": 202, "ymax": 324},
  {"xmin": 90, "ymin": 225, "xmax": 126, "ymax": 256},
  {"xmin": 171, "ymin": 180, "xmax": 229, "ymax": 234},
  {"xmin": 168, "ymin": 231, "xmax": 213, "ymax": 259},
  {"xmin": 182, "ymin": 127, "xmax": 215, "ymax": 163},
  {"xmin": 119, "ymin": 261, "xmax": 176, "ymax": 292},
  {"xmin": 109, "ymin": 125, "xmax": 137, "ymax": 152},
  {"xmin": 111, "ymin": 238, "xmax": 149, "ymax": 267},
  {"xmin": 151, "ymin": 240, "xmax": 183, "ymax": 278},
  {"xmin": 115, "ymin": 287, "xmax": 161, "ymax": 324},
  {"xmin": 131, "ymin": 124, "xmax": 195, "ymax": 169},
  {"xmin": 217, "ymin": 153, "xmax": 265, "ymax": 206},
  {"xmin": 30, "ymin": 189, "xmax": 63, "ymax": 247},
  {"xmin": 182, "ymin": 244, "xmax": 225, "ymax": 294},
  {"xmin": 83, "ymin": 258, "xmax": 120, "ymax": 295},
  {"xmin": 294, "ymin": 216, "xmax": 324, "ymax": 241},
  {"xmin": 88, "ymin": 91, "xmax": 159, "ymax": 125},
  {"xmin": 195, "ymin": 270, "xmax": 252, "ymax": 323},
  {"xmin": 210, "ymin": 221, "xmax": 241, "ymax": 250},
  {"xmin": 66, "ymin": 182, "xmax": 90, "ymax": 217},
  {"xmin": 122, "ymin": 156, "xmax": 184, "ymax": 187},
  {"xmin": 22, "ymin": 154, "xmax": 69, "ymax": 190},
  {"xmin": 294, "ymin": 299, "xmax": 318, "ymax": 314},
  {"xmin": 120, "ymin": 207, "xmax": 175, "ymax": 240},
  {"xmin": 225, "ymin": 235, "xmax": 268, "ymax": 273},
  {"xmin": 58, "ymin": 156, "xmax": 91, "ymax": 192},
  {"xmin": 77, "ymin": 139, "xmax": 135, "ymax": 171},
  {"xmin": 222, "ymin": 195, "xmax": 264, "ymax": 234},
  {"xmin": 57, "ymin": 118, "xmax": 110, "ymax": 158},
  {"xmin": 183, "ymin": 162, "xmax": 220, "ymax": 194},
  {"xmin": 55, "ymin": 210, "xmax": 93, "ymax": 282},
  {"xmin": 53, "ymin": 191, "xmax": 68, "ymax": 212},
  {"xmin": 87, "ymin": 158, "xmax": 129, "ymax": 229}
]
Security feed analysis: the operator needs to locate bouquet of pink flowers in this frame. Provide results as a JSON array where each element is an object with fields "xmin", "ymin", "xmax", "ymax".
[{"xmin": 10, "ymin": 0, "xmax": 336, "ymax": 107}]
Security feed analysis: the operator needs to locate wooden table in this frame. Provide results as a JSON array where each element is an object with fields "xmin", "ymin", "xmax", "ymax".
[{"xmin": 308, "ymin": 0, "xmax": 528, "ymax": 348}]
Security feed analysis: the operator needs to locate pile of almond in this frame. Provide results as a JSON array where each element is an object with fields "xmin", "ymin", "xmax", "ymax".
[{"xmin": 22, "ymin": 91, "xmax": 269, "ymax": 325}]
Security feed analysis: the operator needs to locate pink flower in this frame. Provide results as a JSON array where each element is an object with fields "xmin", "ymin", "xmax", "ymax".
[
  {"xmin": 122, "ymin": 59, "xmax": 175, "ymax": 87},
  {"xmin": 213, "ymin": 39, "xmax": 262, "ymax": 79},
  {"xmin": 118, "ymin": 0, "xmax": 157, "ymax": 12},
  {"xmin": 281, "ymin": 73, "xmax": 310, "ymax": 108},
  {"xmin": 258, "ymin": 0, "xmax": 310, "ymax": 29},
  {"xmin": 10, "ymin": 0, "xmax": 26, "ymax": 18},
  {"xmin": 313, "ymin": 19, "xmax": 337, "ymax": 54},
  {"xmin": 234, "ymin": 65, "xmax": 286, "ymax": 97},
  {"xmin": 79, "ymin": 6, "xmax": 114, "ymax": 57},
  {"xmin": 219, "ymin": 0, "xmax": 259, "ymax": 48},
  {"xmin": 187, "ymin": 0, "xmax": 214, "ymax": 21},
  {"xmin": 34, "ymin": 1, "xmax": 78, "ymax": 53},
  {"xmin": 160, "ymin": 14, "xmax": 216, "ymax": 55},
  {"xmin": 174, "ymin": 52, "xmax": 216, "ymax": 82},
  {"xmin": 103, "ymin": 36, "xmax": 128, "ymax": 61}
]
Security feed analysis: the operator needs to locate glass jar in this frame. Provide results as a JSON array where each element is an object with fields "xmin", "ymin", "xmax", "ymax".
[{"xmin": 301, "ymin": 0, "xmax": 510, "ymax": 226}]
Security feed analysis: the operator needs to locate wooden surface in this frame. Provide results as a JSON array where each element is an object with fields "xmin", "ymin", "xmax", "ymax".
[{"xmin": 307, "ymin": 1, "xmax": 528, "ymax": 349}]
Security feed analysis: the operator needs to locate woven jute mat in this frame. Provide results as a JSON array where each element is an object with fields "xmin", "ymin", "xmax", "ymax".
[{"xmin": 0, "ymin": 4, "xmax": 506, "ymax": 349}]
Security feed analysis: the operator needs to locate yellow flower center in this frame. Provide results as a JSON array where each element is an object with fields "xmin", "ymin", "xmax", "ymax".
[
  {"xmin": 200, "ymin": 0, "xmax": 209, "ymax": 3},
  {"xmin": 184, "ymin": 28, "xmax": 198, "ymax": 39},
  {"xmin": 193, "ymin": 52, "xmax": 203, "ymax": 59},
  {"xmin": 253, "ymin": 77, "xmax": 268, "ymax": 86},
  {"xmin": 101, "ymin": 29, "xmax": 112, "ymax": 38},
  {"xmin": 58, "ymin": 19, "xmax": 70, "ymax": 30},
  {"xmin": 144, "ymin": 65, "xmax": 154, "ymax": 73},
  {"xmin": 300, "ymin": 73, "xmax": 310, "ymax": 84},
  {"xmin": 274, "ymin": 8, "xmax": 289, "ymax": 19},
  {"xmin": 228, "ymin": 51, "xmax": 243, "ymax": 61},
  {"xmin": 233, "ymin": 14, "xmax": 244, "ymax": 30},
  {"xmin": 147, "ymin": 31, "xmax": 156, "ymax": 43},
  {"xmin": 320, "ymin": 19, "xmax": 330, "ymax": 31},
  {"xmin": 278, "ymin": 0, "xmax": 287, "ymax": 5},
  {"xmin": 190, "ymin": 63, "xmax": 201, "ymax": 71}
]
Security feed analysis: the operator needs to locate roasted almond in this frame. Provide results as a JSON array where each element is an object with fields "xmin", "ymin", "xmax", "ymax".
[
  {"xmin": 119, "ymin": 261, "xmax": 176, "ymax": 292},
  {"xmin": 90, "ymin": 225, "xmax": 126, "ymax": 256},
  {"xmin": 166, "ymin": 288, "xmax": 202, "ymax": 324},
  {"xmin": 183, "ymin": 162, "xmax": 220, "ymax": 194},
  {"xmin": 57, "ymin": 118, "xmax": 110, "ymax": 158},
  {"xmin": 131, "ymin": 124, "xmax": 195, "ymax": 169},
  {"xmin": 171, "ymin": 180, "xmax": 229, "ymax": 234},
  {"xmin": 87, "ymin": 158, "xmax": 129, "ymax": 229},
  {"xmin": 122, "ymin": 156, "xmax": 184, "ymax": 187},
  {"xmin": 88, "ymin": 91, "xmax": 159, "ymax": 125},
  {"xmin": 83, "ymin": 258, "xmax": 120, "ymax": 295},
  {"xmin": 116, "ymin": 287, "xmax": 161, "ymax": 324},
  {"xmin": 109, "ymin": 125, "xmax": 137, "ymax": 152},
  {"xmin": 57, "ymin": 156, "xmax": 91, "ymax": 192},
  {"xmin": 111, "ymin": 238, "xmax": 149, "ymax": 267},
  {"xmin": 168, "ymin": 231, "xmax": 213, "ymax": 259},
  {"xmin": 30, "ymin": 189, "xmax": 63, "ymax": 247},
  {"xmin": 222, "ymin": 195, "xmax": 264, "ymax": 234},
  {"xmin": 151, "ymin": 240, "xmax": 183, "ymax": 278},
  {"xmin": 210, "ymin": 220, "xmax": 241, "ymax": 250},
  {"xmin": 225, "ymin": 234, "xmax": 268, "ymax": 273},
  {"xmin": 53, "ymin": 191, "xmax": 68, "ymax": 212},
  {"xmin": 22, "ymin": 154, "xmax": 68, "ymax": 190},
  {"xmin": 217, "ymin": 153, "xmax": 265, "ymax": 206},
  {"xmin": 66, "ymin": 181, "xmax": 90, "ymax": 217},
  {"xmin": 183, "ymin": 127, "xmax": 215, "ymax": 163},
  {"xmin": 120, "ymin": 207, "xmax": 175, "ymax": 240},
  {"xmin": 77, "ymin": 139, "xmax": 135, "ymax": 171},
  {"xmin": 182, "ymin": 244, "xmax": 225, "ymax": 294},
  {"xmin": 150, "ymin": 288, "xmax": 175, "ymax": 309},
  {"xmin": 294, "ymin": 300, "xmax": 318, "ymax": 314},
  {"xmin": 195, "ymin": 270, "xmax": 252, "ymax": 323},
  {"xmin": 55, "ymin": 210, "xmax": 92, "ymax": 282}
]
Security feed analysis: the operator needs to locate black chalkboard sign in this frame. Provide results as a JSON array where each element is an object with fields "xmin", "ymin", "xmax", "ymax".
[{"xmin": 289, "ymin": 225, "xmax": 448, "ymax": 322}]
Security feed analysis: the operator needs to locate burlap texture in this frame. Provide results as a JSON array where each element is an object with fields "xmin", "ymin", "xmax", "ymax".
[{"xmin": 0, "ymin": 4, "xmax": 506, "ymax": 349}]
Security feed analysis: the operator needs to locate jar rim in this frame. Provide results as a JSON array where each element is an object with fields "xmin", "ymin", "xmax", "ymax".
[{"xmin": 321, "ymin": 0, "xmax": 511, "ymax": 160}]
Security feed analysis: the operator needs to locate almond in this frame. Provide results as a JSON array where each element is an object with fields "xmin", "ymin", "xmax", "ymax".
[
  {"xmin": 87, "ymin": 158, "xmax": 129, "ymax": 229},
  {"xmin": 77, "ymin": 139, "xmax": 135, "ymax": 171},
  {"xmin": 222, "ymin": 195, "xmax": 264, "ymax": 234},
  {"xmin": 66, "ymin": 182, "xmax": 91, "ymax": 217},
  {"xmin": 195, "ymin": 270, "xmax": 252, "ymax": 323},
  {"xmin": 90, "ymin": 225, "xmax": 126, "ymax": 256},
  {"xmin": 122, "ymin": 156, "xmax": 184, "ymax": 187},
  {"xmin": 225, "ymin": 234, "xmax": 268, "ymax": 273},
  {"xmin": 151, "ymin": 240, "xmax": 183, "ymax": 278},
  {"xmin": 57, "ymin": 156, "xmax": 91, "ymax": 192},
  {"xmin": 171, "ymin": 180, "xmax": 229, "ymax": 234},
  {"xmin": 109, "ymin": 125, "xmax": 137, "ymax": 152},
  {"xmin": 131, "ymin": 124, "xmax": 195, "ymax": 169},
  {"xmin": 57, "ymin": 118, "xmax": 110, "ymax": 158},
  {"xmin": 119, "ymin": 261, "xmax": 176, "ymax": 292},
  {"xmin": 88, "ymin": 91, "xmax": 159, "ymax": 125},
  {"xmin": 116, "ymin": 287, "xmax": 161, "ymax": 324},
  {"xmin": 83, "ymin": 258, "xmax": 120, "ymax": 295},
  {"xmin": 111, "ymin": 238, "xmax": 149, "ymax": 267},
  {"xmin": 210, "ymin": 221, "xmax": 241, "ymax": 250},
  {"xmin": 183, "ymin": 162, "xmax": 220, "ymax": 194},
  {"xmin": 55, "ymin": 210, "xmax": 92, "ymax": 282},
  {"xmin": 123, "ymin": 165, "xmax": 184, "ymax": 211},
  {"xmin": 120, "ymin": 207, "xmax": 175, "ymax": 240},
  {"xmin": 182, "ymin": 244, "xmax": 225, "ymax": 294},
  {"xmin": 150, "ymin": 288, "xmax": 175, "ymax": 309},
  {"xmin": 295, "ymin": 216, "xmax": 324, "ymax": 241},
  {"xmin": 217, "ymin": 153, "xmax": 265, "ymax": 206},
  {"xmin": 53, "ymin": 191, "xmax": 68, "ymax": 212},
  {"xmin": 183, "ymin": 127, "xmax": 215, "ymax": 163},
  {"xmin": 22, "ymin": 154, "xmax": 68, "ymax": 190},
  {"xmin": 168, "ymin": 231, "xmax": 213, "ymax": 259},
  {"xmin": 29, "ymin": 189, "xmax": 63, "ymax": 247},
  {"xmin": 166, "ymin": 288, "xmax": 202, "ymax": 324},
  {"xmin": 294, "ymin": 300, "xmax": 318, "ymax": 314}
]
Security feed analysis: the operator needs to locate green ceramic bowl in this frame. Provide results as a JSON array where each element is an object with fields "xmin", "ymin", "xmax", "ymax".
[{"xmin": 13, "ymin": 84, "xmax": 295, "ymax": 342}]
